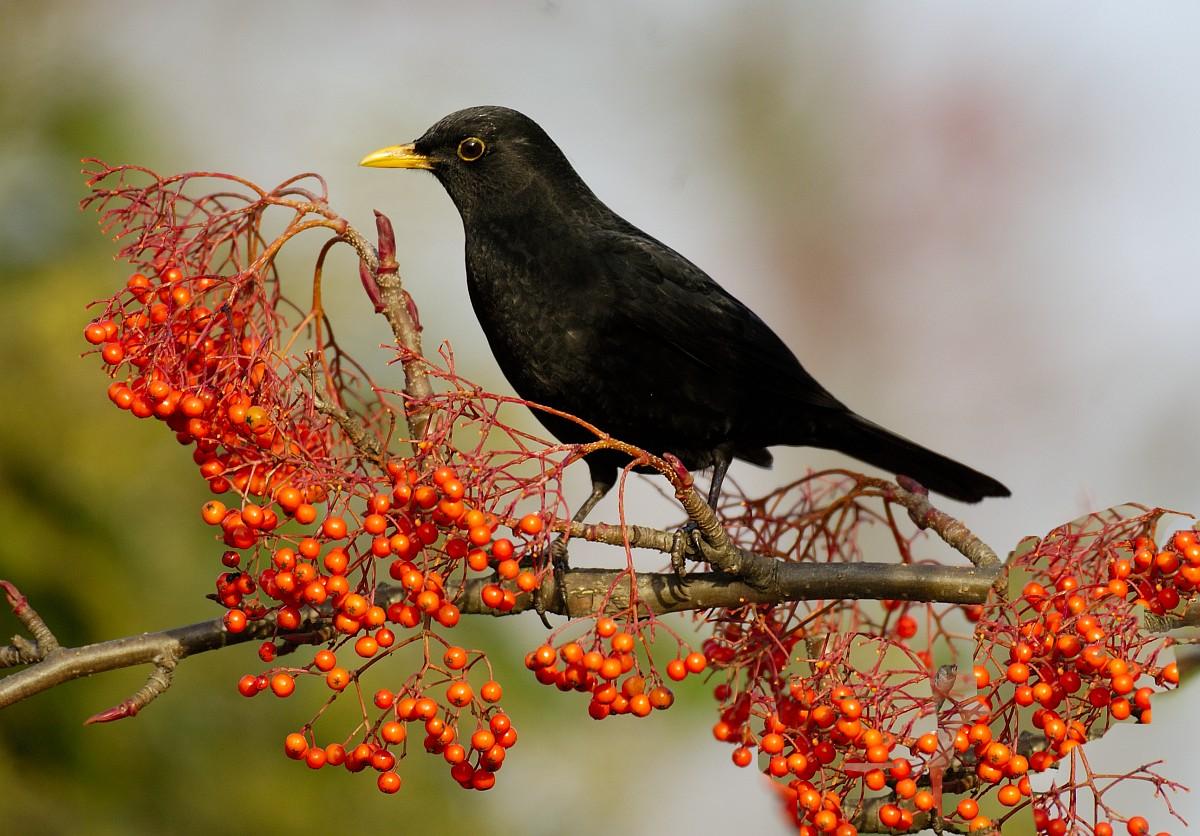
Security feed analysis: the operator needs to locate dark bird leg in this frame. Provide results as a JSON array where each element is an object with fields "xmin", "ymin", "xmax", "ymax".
[
  {"xmin": 534, "ymin": 459, "xmax": 616, "ymax": 625},
  {"xmin": 706, "ymin": 446, "xmax": 733, "ymax": 510},
  {"xmin": 570, "ymin": 461, "xmax": 618, "ymax": 531}
]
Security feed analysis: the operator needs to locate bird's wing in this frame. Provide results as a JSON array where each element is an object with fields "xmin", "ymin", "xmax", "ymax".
[{"xmin": 595, "ymin": 230, "xmax": 847, "ymax": 417}]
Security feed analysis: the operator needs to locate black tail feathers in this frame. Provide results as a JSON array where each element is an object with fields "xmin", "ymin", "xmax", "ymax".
[{"xmin": 825, "ymin": 414, "xmax": 1009, "ymax": 503}]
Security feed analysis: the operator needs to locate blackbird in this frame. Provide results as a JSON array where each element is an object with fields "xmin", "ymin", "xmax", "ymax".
[{"xmin": 361, "ymin": 106, "xmax": 1009, "ymax": 524}]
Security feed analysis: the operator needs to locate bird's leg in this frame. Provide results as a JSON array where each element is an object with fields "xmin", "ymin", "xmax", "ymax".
[
  {"xmin": 533, "ymin": 465, "xmax": 615, "ymax": 625},
  {"xmin": 674, "ymin": 446, "xmax": 733, "ymax": 572}
]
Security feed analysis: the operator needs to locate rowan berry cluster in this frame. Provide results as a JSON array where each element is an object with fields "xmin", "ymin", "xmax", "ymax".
[
  {"xmin": 690, "ymin": 486, "xmax": 1187, "ymax": 835},
  {"xmin": 79, "ymin": 164, "xmax": 565, "ymax": 795},
  {"xmin": 229, "ymin": 476, "xmax": 525, "ymax": 795},
  {"xmin": 523, "ymin": 616, "xmax": 707, "ymax": 719},
  {"xmin": 964, "ymin": 510, "xmax": 1188, "ymax": 835}
]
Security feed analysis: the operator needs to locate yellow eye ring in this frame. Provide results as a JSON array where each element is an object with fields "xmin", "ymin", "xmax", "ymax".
[{"xmin": 457, "ymin": 137, "xmax": 486, "ymax": 162}]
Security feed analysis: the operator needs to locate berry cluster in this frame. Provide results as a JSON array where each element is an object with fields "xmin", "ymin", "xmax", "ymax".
[
  {"xmin": 523, "ymin": 617, "xmax": 707, "ymax": 719},
  {"xmin": 209, "ymin": 459, "xmax": 555, "ymax": 793},
  {"xmin": 690, "ymin": 490, "xmax": 1187, "ymax": 834},
  {"xmin": 78, "ymin": 163, "xmax": 556, "ymax": 796},
  {"xmin": 279, "ymin": 684, "xmax": 516, "ymax": 794}
]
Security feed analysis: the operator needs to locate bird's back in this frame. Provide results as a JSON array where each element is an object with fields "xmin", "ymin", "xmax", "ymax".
[{"xmin": 464, "ymin": 200, "xmax": 843, "ymax": 468}]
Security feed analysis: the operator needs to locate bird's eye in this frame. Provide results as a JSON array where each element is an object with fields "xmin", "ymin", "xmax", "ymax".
[{"xmin": 457, "ymin": 137, "xmax": 486, "ymax": 162}]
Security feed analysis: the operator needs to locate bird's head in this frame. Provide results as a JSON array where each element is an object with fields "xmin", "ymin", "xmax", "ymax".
[{"xmin": 360, "ymin": 106, "xmax": 588, "ymax": 221}]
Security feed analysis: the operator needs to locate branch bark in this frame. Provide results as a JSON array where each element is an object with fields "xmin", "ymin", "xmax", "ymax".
[{"xmin": 0, "ymin": 559, "xmax": 996, "ymax": 715}]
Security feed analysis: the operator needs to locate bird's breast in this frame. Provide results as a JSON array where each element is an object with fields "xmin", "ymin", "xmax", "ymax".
[{"xmin": 464, "ymin": 230, "xmax": 609, "ymax": 402}]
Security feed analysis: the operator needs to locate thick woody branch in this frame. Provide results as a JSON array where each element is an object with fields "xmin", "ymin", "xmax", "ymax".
[
  {"xmin": 459, "ymin": 562, "xmax": 999, "ymax": 618},
  {"xmin": 0, "ymin": 595, "xmax": 329, "ymax": 715},
  {"xmin": 0, "ymin": 560, "xmax": 995, "ymax": 716}
]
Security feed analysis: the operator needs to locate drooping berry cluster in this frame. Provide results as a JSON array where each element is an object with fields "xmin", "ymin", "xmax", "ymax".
[{"xmin": 523, "ymin": 616, "xmax": 708, "ymax": 720}]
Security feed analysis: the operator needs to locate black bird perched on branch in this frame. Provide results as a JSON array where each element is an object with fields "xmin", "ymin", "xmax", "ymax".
[{"xmin": 361, "ymin": 106, "xmax": 1009, "ymax": 525}]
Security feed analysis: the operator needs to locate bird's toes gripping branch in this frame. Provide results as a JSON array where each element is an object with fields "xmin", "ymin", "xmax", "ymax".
[
  {"xmin": 661, "ymin": 452, "xmax": 743, "ymax": 577},
  {"xmin": 670, "ymin": 523, "xmax": 739, "ymax": 576},
  {"xmin": 670, "ymin": 523, "xmax": 709, "ymax": 576}
]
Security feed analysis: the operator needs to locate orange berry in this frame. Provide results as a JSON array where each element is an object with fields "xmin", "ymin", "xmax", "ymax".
[
  {"xmin": 879, "ymin": 804, "xmax": 902, "ymax": 828},
  {"xmin": 201, "ymin": 500, "xmax": 227, "ymax": 525},
  {"xmin": 611, "ymin": 632, "xmax": 635, "ymax": 653},
  {"xmin": 648, "ymin": 685, "xmax": 673, "ymax": 709},
  {"xmin": 223, "ymin": 609, "xmax": 247, "ymax": 633},
  {"xmin": 446, "ymin": 681, "xmax": 473, "ymax": 707},
  {"xmin": 377, "ymin": 771, "xmax": 401, "ymax": 794},
  {"xmin": 342, "ymin": 593, "xmax": 369, "ymax": 618},
  {"xmin": 381, "ymin": 721, "xmax": 407, "ymax": 744},
  {"xmin": 916, "ymin": 732, "xmax": 938, "ymax": 754},
  {"xmin": 596, "ymin": 617, "xmax": 618, "ymax": 638},
  {"xmin": 101, "ymin": 341, "xmax": 125, "ymax": 364},
  {"xmin": 269, "ymin": 672, "xmax": 295, "ymax": 697},
  {"xmin": 322, "ymin": 516, "xmax": 348, "ymax": 539},
  {"xmin": 444, "ymin": 646, "xmax": 468, "ymax": 670},
  {"xmin": 325, "ymin": 667, "xmax": 350, "ymax": 691},
  {"xmin": 997, "ymin": 784, "xmax": 1021, "ymax": 806},
  {"xmin": 839, "ymin": 698, "xmax": 863, "ymax": 720},
  {"xmin": 284, "ymin": 732, "xmax": 308, "ymax": 759},
  {"xmin": 760, "ymin": 733, "xmax": 785, "ymax": 754},
  {"xmin": 518, "ymin": 513, "xmax": 544, "ymax": 535},
  {"xmin": 481, "ymin": 584, "xmax": 504, "ymax": 609}
]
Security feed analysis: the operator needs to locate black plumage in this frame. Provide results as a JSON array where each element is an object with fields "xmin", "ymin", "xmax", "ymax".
[{"xmin": 361, "ymin": 106, "xmax": 1009, "ymax": 517}]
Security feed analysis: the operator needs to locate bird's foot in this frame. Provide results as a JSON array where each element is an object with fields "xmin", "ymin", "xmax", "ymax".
[
  {"xmin": 670, "ymin": 521, "xmax": 718, "ymax": 577},
  {"xmin": 671, "ymin": 521, "xmax": 731, "ymax": 570}
]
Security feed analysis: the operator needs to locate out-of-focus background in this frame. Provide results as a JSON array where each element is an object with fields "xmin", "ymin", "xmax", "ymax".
[{"xmin": 2, "ymin": 2, "xmax": 1198, "ymax": 833}]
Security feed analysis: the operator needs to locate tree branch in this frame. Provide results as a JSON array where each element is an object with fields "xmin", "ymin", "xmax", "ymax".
[
  {"xmin": 0, "ymin": 559, "xmax": 996, "ymax": 716},
  {"xmin": 463, "ymin": 562, "xmax": 999, "ymax": 619}
]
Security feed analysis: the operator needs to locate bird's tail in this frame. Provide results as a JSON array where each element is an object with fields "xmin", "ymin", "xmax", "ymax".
[{"xmin": 822, "ymin": 414, "xmax": 1009, "ymax": 503}]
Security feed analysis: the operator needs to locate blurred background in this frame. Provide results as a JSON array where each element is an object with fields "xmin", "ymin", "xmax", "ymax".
[{"xmin": 2, "ymin": 1, "xmax": 1199, "ymax": 833}]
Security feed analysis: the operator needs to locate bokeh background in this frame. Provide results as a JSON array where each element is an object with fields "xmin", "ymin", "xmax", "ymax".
[{"xmin": 2, "ymin": 1, "xmax": 1199, "ymax": 833}]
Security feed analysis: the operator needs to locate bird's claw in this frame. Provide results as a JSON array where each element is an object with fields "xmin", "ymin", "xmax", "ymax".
[
  {"xmin": 672, "ymin": 522, "xmax": 724, "ymax": 568},
  {"xmin": 670, "ymin": 522, "xmax": 714, "ymax": 578},
  {"xmin": 670, "ymin": 531, "xmax": 688, "ymax": 576}
]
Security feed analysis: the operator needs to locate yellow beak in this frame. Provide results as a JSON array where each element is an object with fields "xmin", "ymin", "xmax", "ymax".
[{"xmin": 359, "ymin": 143, "xmax": 434, "ymax": 170}]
